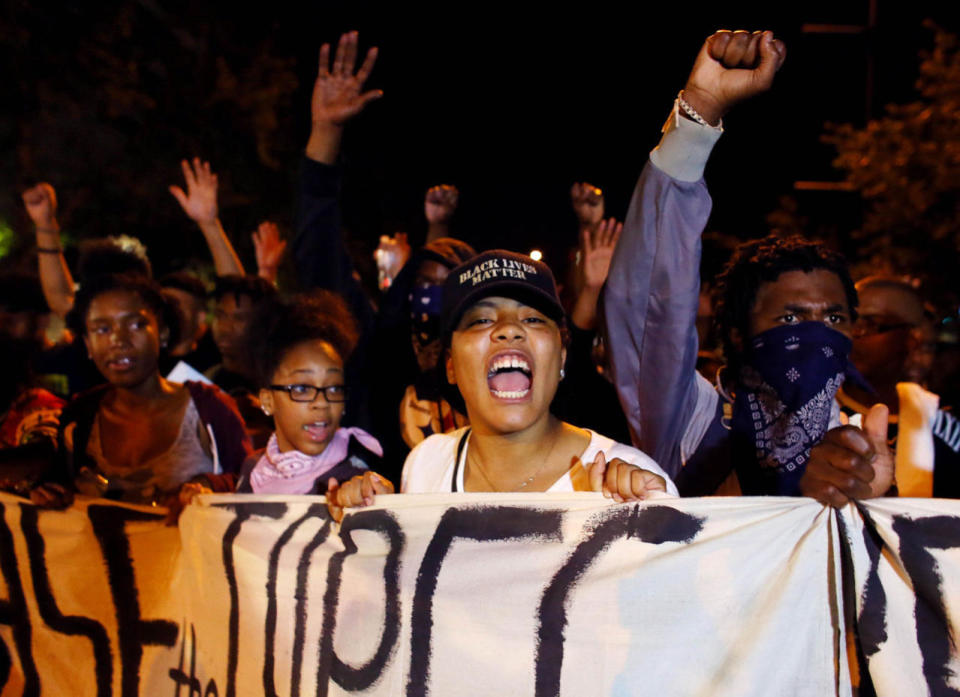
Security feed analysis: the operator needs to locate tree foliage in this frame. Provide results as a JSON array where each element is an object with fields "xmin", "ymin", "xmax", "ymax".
[
  {"xmin": 823, "ymin": 21, "xmax": 960, "ymax": 306},
  {"xmin": 0, "ymin": 0, "xmax": 300, "ymax": 274}
]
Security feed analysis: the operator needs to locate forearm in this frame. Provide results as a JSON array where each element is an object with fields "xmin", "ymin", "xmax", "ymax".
[
  {"xmin": 426, "ymin": 221, "xmax": 449, "ymax": 244},
  {"xmin": 35, "ymin": 225, "xmax": 75, "ymax": 318},
  {"xmin": 305, "ymin": 122, "xmax": 343, "ymax": 166},
  {"xmin": 570, "ymin": 284, "xmax": 602, "ymax": 331},
  {"xmin": 602, "ymin": 106, "xmax": 720, "ymax": 470},
  {"xmin": 198, "ymin": 219, "xmax": 245, "ymax": 276}
]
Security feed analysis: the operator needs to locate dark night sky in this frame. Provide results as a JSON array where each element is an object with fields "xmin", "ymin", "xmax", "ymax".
[
  {"xmin": 274, "ymin": 1, "xmax": 960, "ymax": 270},
  {"xmin": 7, "ymin": 0, "xmax": 960, "ymax": 279}
]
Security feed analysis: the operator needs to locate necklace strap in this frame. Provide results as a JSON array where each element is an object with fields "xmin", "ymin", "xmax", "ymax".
[{"xmin": 451, "ymin": 428, "xmax": 471, "ymax": 492}]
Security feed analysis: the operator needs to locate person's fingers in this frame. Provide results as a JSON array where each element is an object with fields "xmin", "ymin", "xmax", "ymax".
[
  {"xmin": 604, "ymin": 458, "xmax": 624, "ymax": 502},
  {"xmin": 615, "ymin": 460, "xmax": 635, "ymax": 502},
  {"xmin": 741, "ymin": 30, "xmax": 763, "ymax": 67},
  {"xmin": 721, "ymin": 30, "xmax": 752, "ymax": 67},
  {"xmin": 169, "ymin": 186, "xmax": 188, "ymax": 209},
  {"xmin": 369, "ymin": 473, "xmax": 394, "ymax": 495},
  {"xmin": 180, "ymin": 159, "xmax": 196, "ymax": 190},
  {"xmin": 632, "ymin": 469, "xmax": 667, "ymax": 498},
  {"xmin": 332, "ymin": 32, "xmax": 349, "ymax": 76},
  {"xmin": 813, "ymin": 440, "xmax": 875, "ymax": 483},
  {"xmin": 355, "ymin": 46, "xmax": 379, "ymax": 85},
  {"xmin": 755, "ymin": 31, "xmax": 786, "ymax": 89},
  {"xmin": 822, "ymin": 425, "xmax": 876, "ymax": 461},
  {"xmin": 317, "ymin": 43, "xmax": 331, "ymax": 77},
  {"xmin": 603, "ymin": 218, "xmax": 620, "ymax": 247},
  {"xmin": 360, "ymin": 472, "xmax": 376, "ymax": 505},
  {"xmin": 356, "ymin": 89, "xmax": 384, "ymax": 110},
  {"xmin": 609, "ymin": 221, "xmax": 624, "ymax": 249},
  {"xmin": 802, "ymin": 478, "xmax": 852, "ymax": 508},
  {"xmin": 705, "ymin": 30, "xmax": 733, "ymax": 62},
  {"xmin": 343, "ymin": 30, "xmax": 359, "ymax": 76},
  {"xmin": 588, "ymin": 450, "xmax": 606, "ymax": 494},
  {"xmin": 864, "ymin": 402, "xmax": 890, "ymax": 450},
  {"xmin": 326, "ymin": 477, "xmax": 344, "ymax": 523},
  {"xmin": 30, "ymin": 487, "xmax": 52, "ymax": 506},
  {"xmin": 579, "ymin": 226, "xmax": 592, "ymax": 256},
  {"xmin": 809, "ymin": 454, "xmax": 873, "ymax": 499}
]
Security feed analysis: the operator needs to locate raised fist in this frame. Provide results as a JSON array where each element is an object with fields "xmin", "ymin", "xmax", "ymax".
[
  {"xmin": 22, "ymin": 183, "xmax": 58, "ymax": 231},
  {"xmin": 570, "ymin": 182, "xmax": 604, "ymax": 228},
  {"xmin": 682, "ymin": 30, "xmax": 786, "ymax": 126},
  {"xmin": 424, "ymin": 185, "xmax": 459, "ymax": 225}
]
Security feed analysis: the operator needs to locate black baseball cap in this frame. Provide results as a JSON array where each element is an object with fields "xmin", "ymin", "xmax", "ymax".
[{"xmin": 440, "ymin": 249, "xmax": 565, "ymax": 339}]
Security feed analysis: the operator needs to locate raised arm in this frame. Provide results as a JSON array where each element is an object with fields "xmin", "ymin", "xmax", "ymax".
[
  {"xmin": 603, "ymin": 30, "xmax": 785, "ymax": 476},
  {"xmin": 252, "ymin": 221, "xmax": 287, "ymax": 285},
  {"xmin": 424, "ymin": 185, "xmax": 459, "ymax": 243},
  {"xmin": 169, "ymin": 158, "xmax": 245, "ymax": 276},
  {"xmin": 571, "ymin": 217, "xmax": 621, "ymax": 331},
  {"xmin": 293, "ymin": 31, "xmax": 381, "ymax": 331},
  {"xmin": 22, "ymin": 183, "xmax": 74, "ymax": 318}
]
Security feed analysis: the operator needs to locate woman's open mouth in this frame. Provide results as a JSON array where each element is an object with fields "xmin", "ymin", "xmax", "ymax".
[{"xmin": 486, "ymin": 352, "xmax": 533, "ymax": 400}]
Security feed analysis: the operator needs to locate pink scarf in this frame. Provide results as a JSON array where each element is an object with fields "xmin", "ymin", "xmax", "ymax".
[{"xmin": 249, "ymin": 428, "xmax": 383, "ymax": 495}]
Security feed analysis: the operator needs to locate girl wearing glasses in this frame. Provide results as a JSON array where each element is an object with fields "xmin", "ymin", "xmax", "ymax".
[{"xmin": 235, "ymin": 291, "xmax": 387, "ymax": 495}]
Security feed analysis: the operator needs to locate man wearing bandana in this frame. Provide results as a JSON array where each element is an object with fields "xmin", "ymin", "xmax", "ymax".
[{"xmin": 603, "ymin": 29, "xmax": 894, "ymax": 506}]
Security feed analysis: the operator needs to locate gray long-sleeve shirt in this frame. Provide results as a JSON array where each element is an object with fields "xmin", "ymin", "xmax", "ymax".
[{"xmin": 603, "ymin": 107, "xmax": 724, "ymax": 484}]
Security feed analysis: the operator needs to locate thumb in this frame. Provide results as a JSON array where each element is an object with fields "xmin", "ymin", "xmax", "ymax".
[
  {"xmin": 864, "ymin": 402, "xmax": 890, "ymax": 452},
  {"xmin": 754, "ymin": 31, "xmax": 786, "ymax": 88},
  {"xmin": 588, "ymin": 451, "xmax": 606, "ymax": 493},
  {"xmin": 169, "ymin": 186, "xmax": 188, "ymax": 209},
  {"xmin": 326, "ymin": 477, "xmax": 344, "ymax": 523}
]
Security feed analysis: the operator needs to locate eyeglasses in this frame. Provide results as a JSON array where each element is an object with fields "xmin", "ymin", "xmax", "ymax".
[
  {"xmin": 851, "ymin": 316, "xmax": 915, "ymax": 338},
  {"xmin": 269, "ymin": 384, "xmax": 348, "ymax": 403}
]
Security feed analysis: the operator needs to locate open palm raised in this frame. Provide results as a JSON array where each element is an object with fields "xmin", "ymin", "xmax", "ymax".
[{"xmin": 312, "ymin": 31, "xmax": 382, "ymax": 126}]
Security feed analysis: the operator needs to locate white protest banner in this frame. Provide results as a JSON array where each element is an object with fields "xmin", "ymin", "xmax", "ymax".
[{"xmin": 0, "ymin": 492, "xmax": 957, "ymax": 696}]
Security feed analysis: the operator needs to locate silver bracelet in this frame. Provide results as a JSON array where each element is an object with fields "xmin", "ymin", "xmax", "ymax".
[{"xmin": 677, "ymin": 90, "xmax": 715, "ymax": 127}]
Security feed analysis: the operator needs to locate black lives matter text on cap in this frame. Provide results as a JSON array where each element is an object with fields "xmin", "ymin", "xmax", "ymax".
[{"xmin": 456, "ymin": 256, "xmax": 540, "ymax": 288}]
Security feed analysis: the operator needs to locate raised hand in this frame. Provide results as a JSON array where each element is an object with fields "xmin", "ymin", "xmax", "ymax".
[
  {"xmin": 169, "ymin": 158, "xmax": 219, "ymax": 226},
  {"xmin": 799, "ymin": 404, "xmax": 894, "ymax": 507},
  {"xmin": 580, "ymin": 218, "xmax": 623, "ymax": 290},
  {"xmin": 424, "ymin": 185, "xmax": 459, "ymax": 225},
  {"xmin": 252, "ymin": 221, "xmax": 287, "ymax": 284},
  {"xmin": 683, "ymin": 30, "xmax": 787, "ymax": 126},
  {"xmin": 22, "ymin": 182, "xmax": 59, "ymax": 232},
  {"xmin": 312, "ymin": 31, "xmax": 381, "ymax": 127},
  {"xmin": 570, "ymin": 182, "xmax": 604, "ymax": 229},
  {"xmin": 588, "ymin": 451, "xmax": 668, "ymax": 503}
]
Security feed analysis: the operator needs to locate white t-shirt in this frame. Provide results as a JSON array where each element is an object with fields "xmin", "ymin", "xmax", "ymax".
[{"xmin": 401, "ymin": 427, "xmax": 678, "ymax": 496}]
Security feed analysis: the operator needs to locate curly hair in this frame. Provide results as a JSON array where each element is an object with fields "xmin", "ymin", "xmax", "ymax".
[
  {"xmin": 68, "ymin": 273, "xmax": 179, "ymax": 349},
  {"xmin": 714, "ymin": 234, "xmax": 858, "ymax": 379},
  {"xmin": 245, "ymin": 290, "xmax": 359, "ymax": 388}
]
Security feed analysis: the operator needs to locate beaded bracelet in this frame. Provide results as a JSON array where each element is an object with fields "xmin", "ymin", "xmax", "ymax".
[{"xmin": 37, "ymin": 247, "xmax": 63, "ymax": 254}]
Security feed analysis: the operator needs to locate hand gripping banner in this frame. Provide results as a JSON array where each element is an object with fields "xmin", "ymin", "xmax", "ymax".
[{"xmin": 0, "ymin": 492, "xmax": 956, "ymax": 696}]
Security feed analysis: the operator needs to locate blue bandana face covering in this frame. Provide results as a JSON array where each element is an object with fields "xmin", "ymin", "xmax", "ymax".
[
  {"xmin": 731, "ymin": 321, "xmax": 855, "ymax": 494},
  {"xmin": 409, "ymin": 283, "xmax": 445, "ymax": 343}
]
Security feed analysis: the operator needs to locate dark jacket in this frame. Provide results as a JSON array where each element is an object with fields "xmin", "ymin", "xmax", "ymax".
[{"xmin": 49, "ymin": 380, "xmax": 251, "ymax": 488}]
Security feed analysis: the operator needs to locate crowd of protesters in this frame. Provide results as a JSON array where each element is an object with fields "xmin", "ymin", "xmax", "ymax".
[{"xmin": 2, "ymin": 28, "xmax": 959, "ymax": 521}]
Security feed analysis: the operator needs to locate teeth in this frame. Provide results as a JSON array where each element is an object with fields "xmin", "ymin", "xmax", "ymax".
[
  {"xmin": 490, "ymin": 355, "xmax": 530, "ymax": 373},
  {"xmin": 491, "ymin": 388, "xmax": 530, "ymax": 399}
]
